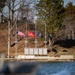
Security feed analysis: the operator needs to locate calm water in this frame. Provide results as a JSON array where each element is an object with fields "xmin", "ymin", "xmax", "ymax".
[
  {"xmin": 2, "ymin": 61, "xmax": 75, "ymax": 75},
  {"xmin": 37, "ymin": 61, "xmax": 75, "ymax": 75}
]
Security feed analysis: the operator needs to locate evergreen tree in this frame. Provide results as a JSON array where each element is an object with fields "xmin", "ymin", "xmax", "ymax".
[
  {"xmin": 0, "ymin": 0, "xmax": 6, "ymax": 12},
  {"xmin": 36, "ymin": 0, "xmax": 65, "ymax": 37}
]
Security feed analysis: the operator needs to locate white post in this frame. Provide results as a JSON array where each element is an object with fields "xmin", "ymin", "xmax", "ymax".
[
  {"xmin": 25, "ymin": 3, "xmax": 29, "ymax": 48},
  {"xmin": 8, "ymin": 0, "xmax": 11, "ymax": 58},
  {"xmin": 8, "ymin": 20, "xmax": 10, "ymax": 58},
  {"xmin": 34, "ymin": 0, "xmax": 37, "ymax": 48},
  {"xmin": 15, "ymin": 17, "xmax": 18, "ymax": 56},
  {"xmin": 25, "ymin": 23, "xmax": 28, "ymax": 48},
  {"xmin": 45, "ymin": 23, "xmax": 47, "ymax": 48},
  {"xmin": 35, "ymin": 22, "xmax": 37, "ymax": 48}
]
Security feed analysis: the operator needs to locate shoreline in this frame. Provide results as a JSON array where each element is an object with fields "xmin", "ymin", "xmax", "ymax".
[{"xmin": 0, "ymin": 57, "xmax": 75, "ymax": 62}]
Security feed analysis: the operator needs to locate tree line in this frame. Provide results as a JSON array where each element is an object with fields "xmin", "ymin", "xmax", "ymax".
[
  {"xmin": 0, "ymin": 0, "xmax": 75, "ymax": 41},
  {"xmin": 36, "ymin": 0, "xmax": 75, "ymax": 41}
]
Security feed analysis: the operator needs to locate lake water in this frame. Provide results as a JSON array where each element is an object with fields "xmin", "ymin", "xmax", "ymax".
[
  {"xmin": 1, "ymin": 61, "xmax": 75, "ymax": 75},
  {"xmin": 37, "ymin": 61, "xmax": 75, "ymax": 75}
]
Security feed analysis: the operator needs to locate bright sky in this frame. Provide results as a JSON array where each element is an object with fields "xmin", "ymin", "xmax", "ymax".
[{"xmin": 64, "ymin": 0, "xmax": 75, "ymax": 6}]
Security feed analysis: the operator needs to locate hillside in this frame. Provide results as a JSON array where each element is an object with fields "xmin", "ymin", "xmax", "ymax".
[
  {"xmin": 0, "ymin": 23, "xmax": 44, "ymax": 56},
  {"xmin": 0, "ymin": 24, "xmax": 8, "ymax": 54},
  {"xmin": 0, "ymin": 23, "xmax": 75, "ymax": 57}
]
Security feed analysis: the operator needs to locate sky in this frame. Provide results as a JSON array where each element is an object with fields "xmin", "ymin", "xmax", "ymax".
[
  {"xmin": 1, "ymin": 0, "xmax": 75, "ymax": 18},
  {"xmin": 64, "ymin": 0, "xmax": 75, "ymax": 6}
]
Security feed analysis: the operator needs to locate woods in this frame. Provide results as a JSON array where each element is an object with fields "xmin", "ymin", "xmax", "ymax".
[
  {"xmin": 0, "ymin": 0, "xmax": 75, "ymax": 41},
  {"xmin": 36, "ymin": 0, "xmax": 75, "ymax": 41},
  {"xmin": 0, "ymin": 0, "xmax": 75, "ymax": 58}
]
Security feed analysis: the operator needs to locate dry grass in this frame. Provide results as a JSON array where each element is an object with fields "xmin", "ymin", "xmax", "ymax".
[{"xmin": 0, "ymin": 24, "xmax": 75, "ymax": 58}]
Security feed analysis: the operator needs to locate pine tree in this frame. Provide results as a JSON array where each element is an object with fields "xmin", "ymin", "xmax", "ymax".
[
  {"xmin": 36, "ymin": 0, "xmax": 65, "ymax": 37},
  {"xmin": 0, "ymin": 0, "xmax": 6, "ymax": 12}
]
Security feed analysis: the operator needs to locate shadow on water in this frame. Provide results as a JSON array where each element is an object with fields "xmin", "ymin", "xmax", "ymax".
[
  {"xmin": 0, "ymin": 61, "xmax": 39, "ymax": 75},
  {"xmin": 53, "ymin": 39, "xmax": 75, "ymax": 48}
]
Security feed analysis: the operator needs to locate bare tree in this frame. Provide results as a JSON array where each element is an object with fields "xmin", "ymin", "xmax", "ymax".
[
  {"xmin": 18, "ymin": 0, "xmax": 36, "ymax": 22},
  {"xmin": 63, "ymin": 2, "xmax": 75, "ymax": 40}
]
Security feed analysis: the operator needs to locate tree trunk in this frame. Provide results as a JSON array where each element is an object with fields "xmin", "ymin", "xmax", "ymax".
[{"xmin": 72, "ymin": 29, "xmax": 75, "ymax": 39}]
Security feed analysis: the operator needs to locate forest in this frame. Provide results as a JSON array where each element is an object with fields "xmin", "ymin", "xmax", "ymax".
[
  {"xmin": 0, "ymin": 0, "xmax": 75, "ymax": 49},
  {"xmin": 0, "ymin": 0, "xmax": 75, "ymax": 40}
]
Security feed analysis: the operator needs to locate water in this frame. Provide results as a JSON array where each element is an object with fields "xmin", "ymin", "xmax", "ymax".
[
  {"xmin": 0, "ymin": 61, "xmax": 75, "ymax": 75},
  {"xmin": 37, "ymin": 61, "xmax": 75, "ymax": 75}
]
